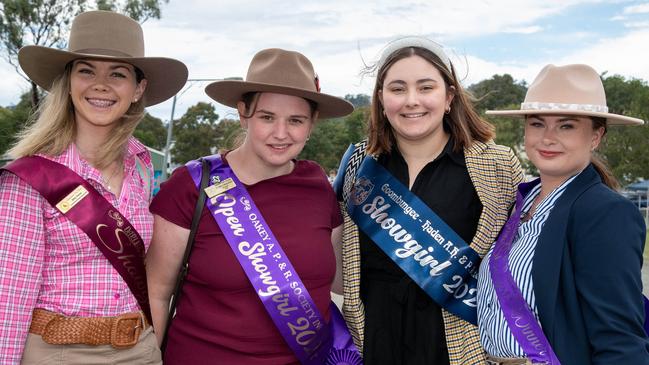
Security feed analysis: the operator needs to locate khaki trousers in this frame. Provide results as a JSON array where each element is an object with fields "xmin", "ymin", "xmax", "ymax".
[{"xmin": 21, "ymin": 326, "xmax": 161, "ymax": 365}]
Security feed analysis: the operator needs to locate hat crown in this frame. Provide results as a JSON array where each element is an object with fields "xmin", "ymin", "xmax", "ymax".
[
  {"xmin": 524, "ymin": 64, "xmax": 607, "ymax": 107},
  {"xmin": 245, "ymin": 48, "xmax": 318, "ymax": 92},
  {"xmin": 68, "ymin": 10, "xmax": 144, "ymax": 58}
]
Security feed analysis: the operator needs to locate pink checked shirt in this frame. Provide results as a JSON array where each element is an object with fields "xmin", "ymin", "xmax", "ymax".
[{"xmin": 0, "ymin": 138, "xmax": 154, "ymax": 363}]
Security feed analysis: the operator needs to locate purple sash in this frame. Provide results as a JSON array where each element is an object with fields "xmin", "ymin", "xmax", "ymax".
[
  {"xmin": 489, "ymin": 181, "xmax": 560, "ymax": 365},
  {"xmin": 186, "ymin": 155, "xmax": 361, "ymax": 365},
  {"xmin": 3, "ymin": 156, "xmax": 152, "ymax": 323}
]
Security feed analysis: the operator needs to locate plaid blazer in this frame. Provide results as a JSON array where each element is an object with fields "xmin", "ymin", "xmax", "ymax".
[{"xmin": 339, "ymin": 139, "xmax": 523, "ymax": 365}]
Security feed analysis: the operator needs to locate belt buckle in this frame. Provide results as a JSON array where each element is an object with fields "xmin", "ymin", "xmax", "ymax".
[{"xmin": 110, "ymin": 312, "xmax": 142, "ymax": 349}]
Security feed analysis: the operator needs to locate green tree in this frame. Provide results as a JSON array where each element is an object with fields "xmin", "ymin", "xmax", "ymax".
[
  {"xmin": 468, "ymin": 74, "xmax": 530, "ymax": 171},
  {"xmin": 300, "ymin": 106, "xmax": 369, "ymax": 170},
  {"xmin": 171, "ymin": 102, "xmax": 219, "ymax": 164},
  {"xmin": 133, "ymin": 112, "xmax": 166, "ymax": 150},
  {"xmin": 0, "ymin": 0, "xmax": 84, "ymax": 106},
  {"xmin": 214, "ymin": 118, "xmax": 243, "ymax": 152},
  {"xmin": 0, "ymin": 92, "xmax": 33, "ymax": 155},
  {"xmin": 0, "ymin": 0, "xmax": 169, "ymax": 106},
  {"xmin": 344, "ymin": 94, "xmax": 370, "ymax": 108},
  {"xmin": 599, "ymin": 74, "xmax": 649, "ymax": 185},
  {"xmin": 95, "ymin": 0, "xmax": 168, "ymax": 22}
]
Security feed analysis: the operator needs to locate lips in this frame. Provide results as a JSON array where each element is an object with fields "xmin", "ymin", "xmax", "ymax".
[
  {"xmin": 538, "ymin": 150, "xmax": 562, "ymax": 158},
  {"xmin": 401, "ymin": 112, "xmax": 427, "ymax": 118},
  {"xmin": 268, "ymin": 143, "xmax": 290, "ymax": 150},
  {"xmin": 86, "ymin": 98, "xmax": 116, "ymax": 108}
]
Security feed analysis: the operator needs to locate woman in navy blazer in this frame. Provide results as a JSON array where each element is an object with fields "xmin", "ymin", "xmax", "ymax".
[{"xmin": 477, "ymin": 64, "xmax": 649, "ymax": 365}]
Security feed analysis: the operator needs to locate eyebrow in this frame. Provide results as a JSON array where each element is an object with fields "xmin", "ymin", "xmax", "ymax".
[
  {"xmin": 74, "ymin": 60, "xmax": 132, "ymax": 71},
  {"xmin": 529, "ymin": 114, "xmax": 581, "ymax": 122},
  {"xmin": 386, "ymin": 78, "xmax": 439, "ymax": 85},
  {"xmin": 256, "ymin": 109, "xmax": 310, "ymax": 119}
]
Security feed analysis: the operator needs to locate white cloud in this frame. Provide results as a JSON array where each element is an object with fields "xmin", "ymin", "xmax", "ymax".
[
  {"xmin": 0, "ymin": 66, "xmax": 29, "ymax": 106},
  {"xmin": 559, "ymin": 28, "xmax": 649, "ymax": 80},
  {"xmin": 625, "ymin": 21, "xmax": 649, "ymax": 28},
  {"xmin": 460, "ymin": 27, "xmax": 649, "ymax": 88},
  {"xmin": 502, "ymin": 25, "xmax": 544, "ymax": 34},
  {"xmin": 623, "ymin": 3, "xmax": 649, "ymax": 14},
  {"xmin": 1, "ymin": 0, "xmax": 646, "ymax": 123}
]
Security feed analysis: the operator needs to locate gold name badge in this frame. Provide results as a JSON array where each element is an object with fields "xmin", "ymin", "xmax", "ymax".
[
  {"xmin": 56, "ymin": 185, "xmax": 89, "ymax": 213},
  {"xmin": 204, "ymin": 177, "xmax": 236, "ymax": 198}
]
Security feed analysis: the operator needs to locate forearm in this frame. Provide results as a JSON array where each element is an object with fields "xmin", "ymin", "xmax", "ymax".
[{"xmin": 150, "ymin": 295, "xmax": 171, "ymax": 345}]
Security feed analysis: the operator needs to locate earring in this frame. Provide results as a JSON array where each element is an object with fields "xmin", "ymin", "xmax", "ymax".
[
  {"xmin": 133, "ymin": 98, "xmax": 138, "ymax": 103},
  {"xmin": 445, "ymin": 106, "xmax": 451, "ymax": 114}
]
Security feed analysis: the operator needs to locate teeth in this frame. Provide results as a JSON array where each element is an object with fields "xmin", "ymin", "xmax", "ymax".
[
  {"xmin": 87, "ymin": 98, "xmax": 116, "ymax": 107},
  {"xmin": 402, "ymin": 113, "xmax": 426, "ymax": 118},
  {"xmin": 270, "ymin": 144, "xmax": 289, "ymax": 149}
]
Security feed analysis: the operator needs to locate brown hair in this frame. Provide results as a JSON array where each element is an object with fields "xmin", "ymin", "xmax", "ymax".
[
  {"xmin": 366, "ymin": 46, "xmax": 494, "ymax": 155},
  {"xmin": 590, "ymin": 117, "xmax": 619, "ymax": 190},
  {"xmin": 240, "ymin": 92, "xmax": 318, "ymax": 118},
  {"xmin": 230, "ymin": 92, "xmax": 319, "ymax": 150}
]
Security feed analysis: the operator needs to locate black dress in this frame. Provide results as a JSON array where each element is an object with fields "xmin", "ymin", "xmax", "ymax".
[{"xmin": 360, "ymin": 141, "xmax": 482, "ymax": 364}]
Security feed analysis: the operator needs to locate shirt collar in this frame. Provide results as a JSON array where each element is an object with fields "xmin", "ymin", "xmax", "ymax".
[{"xmin": 42, "ymin": 137, "xmax": 149, "ymax": 183}]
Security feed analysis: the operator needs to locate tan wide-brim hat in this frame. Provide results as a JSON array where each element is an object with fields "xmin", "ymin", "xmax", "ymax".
[
  {"xmin": 486, "ymin": 64, "xmax": 644, "ymax": 126},
  {"xmin": 205, "ymin": 48, "xmax": 354, "ymax": 119},
  {"xmin": 18, "ymin": 10, "xmax": 188, "ymax": 107}
]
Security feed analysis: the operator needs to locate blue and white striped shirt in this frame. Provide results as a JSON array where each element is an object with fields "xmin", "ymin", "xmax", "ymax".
[{"xmin": 477, "ymin": 173, "xmax": 579, "ymax": 357}]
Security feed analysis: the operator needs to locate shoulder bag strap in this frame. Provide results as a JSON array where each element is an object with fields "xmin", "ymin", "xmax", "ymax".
[{"xmin": 161, "ymin": 158, "xmax": 210, "ymax": 352}]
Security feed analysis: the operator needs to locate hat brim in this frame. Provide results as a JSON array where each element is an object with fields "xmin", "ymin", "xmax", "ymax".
[
  {"xmin": 204, "ymin": 80, "xmax": 354, "ymax": 119},
  {"xmin": 486, "ymin": 109, "xmax": 644, "ymax": 126},
  {"xmin": 19, "ymin": 45, "xmax": 187, "ymax": 107}
]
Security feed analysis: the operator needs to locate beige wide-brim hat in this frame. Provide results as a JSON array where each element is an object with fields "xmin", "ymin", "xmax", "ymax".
[
  {"xmin": 18, "ymin": 10, "xmax": 188, "ymax": 107},
  {"xmin": 486, "ymin": 64, "xmax": 644, "ymax": 126},
  {"xmin": 205, "ymin": 48, "xmax": 354, "ymax": 119}
]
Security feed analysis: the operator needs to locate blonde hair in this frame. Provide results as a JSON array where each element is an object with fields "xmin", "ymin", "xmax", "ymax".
[{"xmin": 9, "ymin": 63, "xmax": 146, "ymax": 169}]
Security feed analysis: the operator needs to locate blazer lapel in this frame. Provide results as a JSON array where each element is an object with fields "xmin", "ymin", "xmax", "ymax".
[{"xmin": 532, "ymin": 165, "xmax": 601, "ymax": 341}]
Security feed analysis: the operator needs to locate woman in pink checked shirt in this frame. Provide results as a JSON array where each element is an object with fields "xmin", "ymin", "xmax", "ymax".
[{"xmin": 0, "ymin": 11, "xmax": 186, "ymax": 364}]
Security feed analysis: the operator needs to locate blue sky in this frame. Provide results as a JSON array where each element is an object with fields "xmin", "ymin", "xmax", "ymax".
[{"xmin": 1, "ymin": 0, "xmax": 648, "ymax": 123}]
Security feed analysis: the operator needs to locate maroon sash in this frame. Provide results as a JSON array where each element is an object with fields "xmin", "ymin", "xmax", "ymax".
[{"xmin": 3, "ymin": 156, "xmax": 151, "ymax": 323}]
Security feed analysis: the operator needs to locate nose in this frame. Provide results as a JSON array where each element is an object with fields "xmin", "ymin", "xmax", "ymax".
[
  {"xmin": 273, "ymin": 119, "xmax": 288, "ymax": 139},
  {"xmin": 92, "ymin": 73, "xmax": 110, "ymax": 92},
  {"xmin": 541, "ymin": 125, "xmax": 558, "ymax": 144},
  {"xmin": 405, "ymin": 88, "xmax": 419, "ymax": 107}
]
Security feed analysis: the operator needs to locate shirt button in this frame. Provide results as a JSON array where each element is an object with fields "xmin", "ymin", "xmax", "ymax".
[{"xmin": 114, "ymin": 293, "xmax": 121, "ymax": 299}]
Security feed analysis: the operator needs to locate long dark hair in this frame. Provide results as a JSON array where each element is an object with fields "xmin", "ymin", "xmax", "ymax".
[{"xmin": 366, "ymin": 46, "xmax": 494, "ymax": 155}]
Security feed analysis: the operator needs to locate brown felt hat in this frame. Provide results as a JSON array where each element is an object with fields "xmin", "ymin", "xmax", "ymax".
[
  {"xmin": 205, "ymin": 48, "xmax": 353, "ymax": 119},
  {"xmin": 18, "ymin": 10, "xmax": 188, "ymax": 107},
  {"xmin": 486, "ymin": 64, "xmax": 644, "ymax": 125}
]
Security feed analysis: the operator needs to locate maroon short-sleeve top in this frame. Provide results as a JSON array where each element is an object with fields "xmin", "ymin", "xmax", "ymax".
[{"xmin": 150, "ymin": 157, "xmax": 342, "ymax": 364}]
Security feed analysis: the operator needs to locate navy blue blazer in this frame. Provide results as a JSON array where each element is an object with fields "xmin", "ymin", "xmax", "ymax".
[{"xmin": 532, "ymin": 164, "xmax": 649, "ymax": 364}]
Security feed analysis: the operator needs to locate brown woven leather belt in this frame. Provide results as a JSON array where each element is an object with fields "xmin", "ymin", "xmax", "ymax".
[{"xmin": 29, "ymin": 308, "xmax": 148, "ymax": 349}]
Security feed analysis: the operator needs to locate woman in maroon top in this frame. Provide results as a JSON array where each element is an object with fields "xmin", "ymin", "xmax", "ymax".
[{"xmin": 146, "ymin": 48, "xmax": 354, "ymax": 364}]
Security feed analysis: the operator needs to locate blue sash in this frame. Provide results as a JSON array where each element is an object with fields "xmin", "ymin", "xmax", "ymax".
[{"xmin": 341, "ymin": 146, "xmax": 481, "ymax": 324}]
